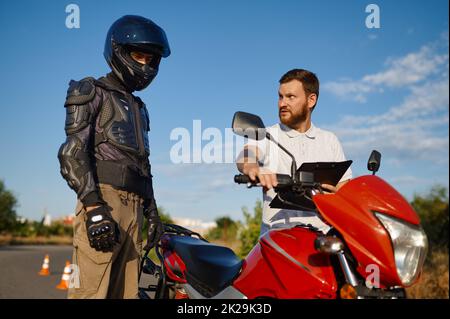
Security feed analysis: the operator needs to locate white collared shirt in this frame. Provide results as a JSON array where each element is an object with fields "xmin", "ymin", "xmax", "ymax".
[{"xmin": 250, "ymin": 122, "xmax": 352, "ymax": 235}]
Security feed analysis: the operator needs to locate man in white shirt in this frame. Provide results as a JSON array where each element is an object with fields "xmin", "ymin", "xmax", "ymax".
[{"xmin": 236, "ymin": 69, "xmax": 352, "ymax": 235}]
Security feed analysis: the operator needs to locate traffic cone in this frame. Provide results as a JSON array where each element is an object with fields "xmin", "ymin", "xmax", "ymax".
[
  {"xmin": 38, "ymin": 254, "xmax": 50, "ymax": 276},
  {"xmin": 56, "ymin": 261, "xmax": 72, "ymax": 290},
  {"xmin": 175, "ymin": 288, "xmax": 189, "ymax": 299}
]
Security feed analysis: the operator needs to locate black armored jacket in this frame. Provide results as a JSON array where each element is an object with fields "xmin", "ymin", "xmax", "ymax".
[{"xmin": 58, "ymin": 73, "xmax": 155, "ymax": 209}]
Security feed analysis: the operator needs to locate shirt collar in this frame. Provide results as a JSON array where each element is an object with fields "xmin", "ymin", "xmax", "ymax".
[{"xmin": 279, "ymin": 122, "xmax": 317, "ymax": 139}]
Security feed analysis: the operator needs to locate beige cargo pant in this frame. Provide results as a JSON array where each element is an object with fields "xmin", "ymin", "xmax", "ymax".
[{"xmin": 68, "ymin": 183, "xmax": 144, "ymax": 299}]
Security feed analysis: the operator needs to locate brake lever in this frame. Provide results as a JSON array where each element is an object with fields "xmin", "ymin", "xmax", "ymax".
[
  {"xmin": 314, "ymin": 183, "xmax": 325, "ymax": 195},
  {"xmin": 246, "ymin": 182, "xmax": 261, "ymax": 188}
]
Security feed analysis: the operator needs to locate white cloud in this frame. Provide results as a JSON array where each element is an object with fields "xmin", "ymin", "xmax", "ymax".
[
  {"xmin": 332, "ymin": 78, "xmax": 449, "ymax": 130},
  {"xmin": 322, "ymin": 80, "xmax": 374, "ymax": 103},
  {"xmin": 152, "ymin": 162, "xmax": 247, "ymax": 221},
  {"xmin": 328, "ymin": 110, "xmax": 448, "ymax": 164},
  {"xmin": 323, "ymin": 35, "xmax": 449, "ymax": 103},
  {"xmin": 153, "ymin": 162, "xmax": 237, "ymax": 196},
  {"xmin": 322, "ymin": 35, "xmax": 449, "ymax": 165},
  {"xmin": 362, "ymin": 46, "xmax": 448, "ymax": 87},
  {"xmin": 388, "ymin": 175, "xmax": 424, "ymax": 185}
]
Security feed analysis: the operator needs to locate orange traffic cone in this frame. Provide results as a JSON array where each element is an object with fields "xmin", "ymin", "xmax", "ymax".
[
  {"xmin": 175, "ymin": 288, "xmax": 189, "ymax": 299},
  {"xmin": 56, "ymin": 261, "xmax": 72, "ymax": 290},
  {"xmin": 38, "ymin": 254, "xmax": 50, "ymax": 276}
]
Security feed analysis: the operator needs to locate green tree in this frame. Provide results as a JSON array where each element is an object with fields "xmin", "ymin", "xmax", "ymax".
[
  {"xmin": 12, "ymin": 219, "xmax": 36, "ymax": 237},
  {"xmin": 158, "ymin": 206, "xmax": 173, "ymax": 224},
  {"xmin": 238, "ymin": 199, "xmax": 262, "ymax": 258},
  {"xmin": 411, "ymin": 185, "xmax": 449, "ymax": 250},
  {"xmin": 0, "ymin": 180, "xmax": 18, "ymax": 232},
  {"xmin": 206, "ymin": 216, "xmax": 238, "ymax": 241},
  {"xmin": 48, "ymin": 222, "xmax": 73, "ymax": 237}
]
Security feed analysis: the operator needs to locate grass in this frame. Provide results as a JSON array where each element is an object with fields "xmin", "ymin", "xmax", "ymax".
[
  {"xmin": 208, "ymin": 239, "xmax": 241, "ymax": 255},
  {"xmin": 406, "ymin": 248, "xmax": 449, "ymax": 299},
  {"xmin": 0, "ymin": 234, "xmax": 73, "ymax": 246}
]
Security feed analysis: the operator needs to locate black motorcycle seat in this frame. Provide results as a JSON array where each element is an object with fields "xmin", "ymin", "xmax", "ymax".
[{"xmin": 168, "ymin": 235, "xmax": 243, "ymax": 297}]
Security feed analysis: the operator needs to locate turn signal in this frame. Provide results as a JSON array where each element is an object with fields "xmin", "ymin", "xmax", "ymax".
[
  {"xmin": 314, "ymin": 236, "xmax": 344, "ymax": 254},
  {"xmin": 340, "ymin": 284, "xmax": 357, "ymax": 299}
]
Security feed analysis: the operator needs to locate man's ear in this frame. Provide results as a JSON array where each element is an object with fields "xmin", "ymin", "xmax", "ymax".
[{"xmin": 307, "ymin": 93, "xmax": 317, "ymax": 110}]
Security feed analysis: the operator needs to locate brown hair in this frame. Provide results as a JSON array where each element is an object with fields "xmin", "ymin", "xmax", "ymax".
[{"xmin": 279, "ymin": 69, "xmax": 320, "ymax": 109}]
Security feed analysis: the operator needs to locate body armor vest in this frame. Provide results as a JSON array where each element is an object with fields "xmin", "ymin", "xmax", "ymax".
[{"xmin": 96, "ymin": 88, "xmax": 150, "ymax": 158}]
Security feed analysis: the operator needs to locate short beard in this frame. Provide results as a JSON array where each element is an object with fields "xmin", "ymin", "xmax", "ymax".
[{"xmin": 279, "ymin": 102, "xmax": 309, "ymax": 129}]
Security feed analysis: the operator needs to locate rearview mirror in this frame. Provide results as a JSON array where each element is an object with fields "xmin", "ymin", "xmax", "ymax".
[
  {"xmin": 232, "ymin": 111, "xmax": 298, "ymax": 179},
  {"xmin": 367, "ymin": 150, "xmax": 381, "ymax": 175},
  {"xmin": 232, "ymin": 111, "xmax": 266, "ymax": 141}
]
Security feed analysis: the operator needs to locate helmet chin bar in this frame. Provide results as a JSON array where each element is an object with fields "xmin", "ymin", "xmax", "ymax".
[{"xmin": 111, "ymin": 44, "xmax": 159, "ymax": 91}]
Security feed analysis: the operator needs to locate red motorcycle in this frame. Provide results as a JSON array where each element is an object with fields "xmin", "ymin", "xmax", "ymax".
[{"xmin": 139, "ymin": 112, "xmax": 428, "ymax": 299}]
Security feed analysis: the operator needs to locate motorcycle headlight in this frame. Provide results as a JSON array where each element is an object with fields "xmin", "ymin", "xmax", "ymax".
[{"xmin": 375, "ymin": 212, "xmax": 428, "ymax": 286}]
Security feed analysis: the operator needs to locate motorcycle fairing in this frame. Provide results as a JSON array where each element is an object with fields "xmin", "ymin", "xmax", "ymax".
[
  {"xmin": 183, "ymin": 283, "xmax": 247, "ymax": 299},
  {"xmin": 313, "ymin": 175, "xmax": 419, "ymax": 287},
  {"xmin": 233, "ymin": 227, "xmax": 337, "ymax": 298},
  {"xmin": 163, "ymin": 250, "xmax": 187, "ymax": 283}
]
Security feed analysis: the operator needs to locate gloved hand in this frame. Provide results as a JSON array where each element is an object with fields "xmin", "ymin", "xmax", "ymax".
[
  {"xmin": 85, "ymin": 205, "xmax": 120, "ymax": 252},
  {"xmin": 144, "ymin": 200, "xmax": 163, "ymax": 251}
]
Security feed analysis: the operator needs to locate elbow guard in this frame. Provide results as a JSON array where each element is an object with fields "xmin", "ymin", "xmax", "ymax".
[{"xmin": 58, "ymin": 134, "xmax": 97, "ymax": 202}]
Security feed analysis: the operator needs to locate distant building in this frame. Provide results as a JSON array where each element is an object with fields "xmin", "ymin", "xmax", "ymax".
[
  {"xmin": 172, "ymin": 217, "xmax": 216, "ymax": 236},
  {"xmin": 41, "ymin": 212, "xmax": 52, "ymax": 226},
  {"xmin": 52, "ymin": 214, "xmax": 75, "ymax": 226},
  {"xmin": 62, "ymin": 214, "xmax": 74, "ymax": 226},
  {"xmin": 16, "ymin": 216, "xmax": 27, "ymax": 224}
]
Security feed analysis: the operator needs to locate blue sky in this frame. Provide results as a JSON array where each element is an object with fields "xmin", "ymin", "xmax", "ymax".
[{"xmin": 0, "ymin": 0, "xmax": 448, "ymax": 222}]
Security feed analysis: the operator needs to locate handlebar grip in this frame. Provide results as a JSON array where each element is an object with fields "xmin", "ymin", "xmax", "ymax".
[
  {"xmin": 234, "ymin": 174, "xmax": 258, "ymax": 184},
  {"xmin": 234, "ymin": 174, "xmax": 293, "ymax": 186}
]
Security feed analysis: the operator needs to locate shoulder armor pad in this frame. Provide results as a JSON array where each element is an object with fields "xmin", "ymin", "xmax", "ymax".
[
  {"xmin": 134, "ymin": 96, "xmax": 144, "ymax": 105},
  {"xmin": 64, "ymin": 77, "xmax": 96, "ymax": 106}
]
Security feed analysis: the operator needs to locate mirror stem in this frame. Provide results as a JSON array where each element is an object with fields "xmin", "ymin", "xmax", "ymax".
[{"xmin": 266, "ymin": 132, "xmax": 298, "ymax": 180}]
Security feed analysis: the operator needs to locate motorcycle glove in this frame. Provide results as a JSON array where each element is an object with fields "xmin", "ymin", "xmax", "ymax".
[
  {"xmin": 144, "ymin": 200, "xmax": 163, "ymax": 251},
  {"xmin": 85, "ymin": 205, "xmax": 120, "ymax": 252}
]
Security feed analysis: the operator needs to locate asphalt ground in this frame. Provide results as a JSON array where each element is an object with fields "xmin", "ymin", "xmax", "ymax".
[{"xmin": 0, "ymin": 245, "xmax": 156, "ymax": 299}]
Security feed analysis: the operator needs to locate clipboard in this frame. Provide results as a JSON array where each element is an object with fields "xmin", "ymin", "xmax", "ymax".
[
  {"xmin": 268, "ymin": 160, "xmax": 353, "ymax": 211},
  {"xmin": 297, "ymin": 160, "xmax": 352, "ymax": 186}
]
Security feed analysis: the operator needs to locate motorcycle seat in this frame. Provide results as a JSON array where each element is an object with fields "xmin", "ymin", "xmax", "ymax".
[{"xmin": 168, "ymin": 235, "xmax": 243, "ymax": 297}]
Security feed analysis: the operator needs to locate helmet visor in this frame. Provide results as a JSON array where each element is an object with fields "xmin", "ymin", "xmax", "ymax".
[{"xmin": 112, "ymin": 21, "xmax": 170, "ymax": 57}]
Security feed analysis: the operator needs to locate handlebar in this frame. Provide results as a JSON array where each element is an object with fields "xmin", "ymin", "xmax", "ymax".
[
  {"xmin": 234, "ymin": 173, "xmax": 323, "ymax": 211},
  {"xmin": 234, "ymin": 174, "xmax": 293, "ymax": 187}
]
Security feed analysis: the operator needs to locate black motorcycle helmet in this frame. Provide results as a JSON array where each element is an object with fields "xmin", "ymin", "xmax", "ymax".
[{"xmin": 104, "ymin": 15, "xmax": 171, "ymax": 91}]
